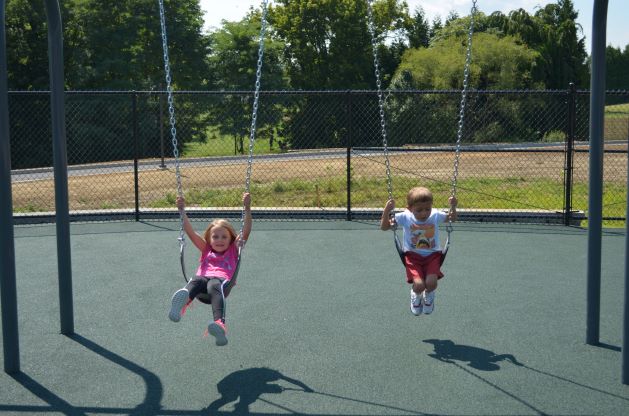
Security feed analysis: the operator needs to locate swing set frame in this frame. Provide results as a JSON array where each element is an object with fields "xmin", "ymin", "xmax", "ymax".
[{"xmin": 0, "ymin": 0, "xmax": 626, "ymax": 385}]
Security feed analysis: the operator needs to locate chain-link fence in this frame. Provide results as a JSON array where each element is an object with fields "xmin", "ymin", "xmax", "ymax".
[{"xmin": 8, "ymin": 89, "xmax": 628, "ymax": 226}]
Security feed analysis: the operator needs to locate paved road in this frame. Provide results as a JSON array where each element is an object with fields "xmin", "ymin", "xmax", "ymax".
[{"xmin": 11, "ymin": 141, "xmax": 624, "ymax": 183}]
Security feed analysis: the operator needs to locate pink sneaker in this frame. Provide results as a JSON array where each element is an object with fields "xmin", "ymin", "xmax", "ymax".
[
  {"xmin": 169, "ymin": 288, "xmax": 192, "ymax": 322},
  {"xmin": 208, "ymin": 320, "xmax": 228, "ymax": 346}
]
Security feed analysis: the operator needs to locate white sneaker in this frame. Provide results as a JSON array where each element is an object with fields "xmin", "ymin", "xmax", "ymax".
[
  {"xmin": 422, "ymin": 290, "xmax": 435, "ymax": 314},
  {"xmin": 410, "ymin": 289, "xmax": 423, "ymax": 316},
  {"xmin": 169, "ymin": 288, "xmax": 190, "ymax": 322}
]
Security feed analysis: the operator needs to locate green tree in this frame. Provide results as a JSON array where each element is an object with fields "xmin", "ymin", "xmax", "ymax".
[
  {"xmin": 388, "ymin": 32, "xmax": 540, "ymax": 145},
  {"xmin": 6, "ymin": 0, "xmax": 210, "ymax": 90},
  {"xmin": 207, "ymin": 12, "xmax": 288, "ymax": 153},
  {"xmin": 435, "ymin": 1, "xmax": 588, "ymax": 89},
  {"xmin": 268, "ymin": 0, "xmax": 410, "ymax": 150},
  {"xmin": 6, "ymin": 0, "xmax": 212, "ymax": 167},
  {"xmin": 606, "ymin": 45, "xmax": 629, "ymax": 90},
  {"xmin": 484, "ymin": 2, "xmax": 587, "ymax": 89},
  {"xmin": 72, "ymin": 0, "xmax": 210, "ymax": 90},
  {"xmin": 5, "ymin": 1, "xmax": 73, "ymax": 168},
  {"xmin": 393, "ymin": 32, "xmax": 539, "ymax": 90},
  {"xmin": 6, "ymin": 0, "xmax": 55, "ymax": 89},
  {"xmin": 72, "ymin": 1, "xmax": 212, "ymax": 157},
  {"xmin": 407, "ymin": 7, "xmax": 430, "ymax": 48},
  {"xmin": 429, "ymin": 16, "xmax": 443, "ymax": 40},
  {"xmin": 209, "ymin": 15, "xmax": 286, "ymax": 91},
  {"xmin": 530, "ymin": 0, "xmax": 588, "ymax": 89},
  {"xmin": 269, "ymin": 0, "xmax": 408, "ymax": 90}
]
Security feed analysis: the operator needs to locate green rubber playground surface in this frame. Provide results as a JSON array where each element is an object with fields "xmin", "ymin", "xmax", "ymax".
[{"xmin": 1, "ymin": 220, "xmax": 628, "ymax": 415}]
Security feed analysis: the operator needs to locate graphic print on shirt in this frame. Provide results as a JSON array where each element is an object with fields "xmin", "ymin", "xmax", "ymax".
[
  {"xmin": 410, "ymin": 222, "xmax": 437, "ymax": 249},
  {"xmin": 203, "ymin": 251, "xmax": 233, "ymax": 271}
]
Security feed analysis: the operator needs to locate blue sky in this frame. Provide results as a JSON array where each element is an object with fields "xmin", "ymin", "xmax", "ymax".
[{"xmin": 199, "ymin": 0, "xmax": 628, "ymax": 53}]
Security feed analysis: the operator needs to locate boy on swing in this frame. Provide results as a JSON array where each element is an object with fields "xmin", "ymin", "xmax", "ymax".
[{"xmin": 381, "ymin": 186, "xmax": 457, "ymax": 315}]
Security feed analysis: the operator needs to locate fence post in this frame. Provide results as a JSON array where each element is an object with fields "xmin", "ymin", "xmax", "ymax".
[
  {"xmin": 159, "ymin": 88, "xmax": 166, "ymax": 168},
  {"xmin": 346, "ymin": 90, "xmax": 352, "ymax": 221},
  {"xmin": 624, "ymin": 116, "xmax": 629, "ymax": 384},
  {"xmin": 564, "ymin": 83, "xmax": 576, "ymax": 225},
  {"xmin": 132, "ymin": 91, "xmax": 140, "ymax": 221}
]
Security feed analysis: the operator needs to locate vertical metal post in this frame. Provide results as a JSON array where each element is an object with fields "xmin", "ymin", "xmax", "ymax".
[
  {"xmin": 623, "ymin": 122, "xmax": 629, "ymax": 384},
  {"xmin": 132, "ymin": 92, "xmax": 140, "ymax": 221},
  {"xmin": 564, "ymin": 83, "xmax": 576, "ymax": 226},
  {"xmin": 0, "ymin": 0, "xmax": 21, "ymax": 374},
  {"xmin": 346, "ymin": 91, "xmax": 352, "ymax": 221},
  {"xmin": 586, "ymin": 0, "xmax": 608, "ymax": 346},
  {"xmin": 45, "ymin": 0, "xmax": 73, "ymax": 335}
]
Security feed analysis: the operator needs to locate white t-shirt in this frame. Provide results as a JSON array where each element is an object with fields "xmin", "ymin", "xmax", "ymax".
[{"xmin": 395, "ymin": 209, "xmax": 447, "ymax": 256}]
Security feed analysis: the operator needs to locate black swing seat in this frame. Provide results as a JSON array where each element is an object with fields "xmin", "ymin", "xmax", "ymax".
[{"xmin": 194, "ymin": 267, "xmax": 239, "ymax": 304}]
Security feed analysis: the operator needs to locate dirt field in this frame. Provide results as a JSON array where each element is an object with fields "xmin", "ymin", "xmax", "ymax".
[{"xmin": 11, "ymin": 146, "xmax": 628, "ymax": 212}]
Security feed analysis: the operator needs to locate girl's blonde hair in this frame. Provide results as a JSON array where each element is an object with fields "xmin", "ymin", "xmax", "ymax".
[
  {"xmin": 203, "ymin": 219, "xmax": 238, "ymax": 246},
  {"xmin": 407, "ymin": 186, "xmax": 433, "ymax": 206}
]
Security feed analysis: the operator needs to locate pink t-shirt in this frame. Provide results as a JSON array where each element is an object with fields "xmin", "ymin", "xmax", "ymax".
[{"xmin": 196, "ymin": 243, "xmax": 238, "ymax": 280}]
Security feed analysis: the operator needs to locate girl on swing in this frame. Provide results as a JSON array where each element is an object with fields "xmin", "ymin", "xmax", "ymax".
[
  {"xmin": 381, "ymin": 186, "xmax": 457, "ymax": 316},
  {"xmin": 169, "ymin": 193, "xmax": 252, "ymax": 346}
]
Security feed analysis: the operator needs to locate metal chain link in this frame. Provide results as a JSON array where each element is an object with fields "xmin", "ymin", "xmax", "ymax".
[
  {"xmin": 452, "ymin": 0, "xmax": 477, "ymax": 200},
  {"xmin": 240, "ymin": 0, "xmax": 269, "ymax": 240},
  {"xmin": 159, "ymin": 0, "xmax": 268, "ymax": 248},
  {"xmin": 366, "ymin": 0, "xmax": 393, "ymax": 202},
  {"xmin": 369, "ymin": 0, "xmax": 476, "ymax": 237},
  {"xmin": 157, "ymin": 0, "xmax": 185, "ymax": 248},
  {"xmin": 448, "ymin": 0, "xmax": 477, "ymax": 233}
]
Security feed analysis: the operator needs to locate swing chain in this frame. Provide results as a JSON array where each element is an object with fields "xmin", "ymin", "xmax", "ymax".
[
  {"xmin": 451, "ymin": 0, "xmax": 477, "ymax": 201},
  {"xmin": 157, "ymin": 0, "xmax": 185, "ymax": 248},
  {"xmin": 448, "ymin": 0, "xmax": 477, "ymax": 233},
  {"xmin": 159, "ymin": 0, "xmax": 268, "ymax": 253},
  {"xmin": 240, "ymin": 0, "xmax": 268, "ymax": 242},
  {"xmin": 366, "ymin": 0, "xmax": 393, "ymax": 202}
]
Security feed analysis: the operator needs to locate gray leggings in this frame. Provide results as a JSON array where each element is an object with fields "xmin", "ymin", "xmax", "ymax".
[{"xmin": 185, "ymin": 276, "xmax": 231, "ymax": 322}]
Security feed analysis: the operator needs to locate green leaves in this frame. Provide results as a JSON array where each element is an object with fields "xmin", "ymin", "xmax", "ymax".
[{"xmin": 6, "ymin": 0, "xmax": 211, "ymax": 90}]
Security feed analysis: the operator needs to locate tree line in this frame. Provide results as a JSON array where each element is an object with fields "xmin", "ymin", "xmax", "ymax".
[
  {"xmin": 4, "ymin": 0, "xmax": 629, "ymax": 167},
  {"xmin": 7, "ymin": 0, "xmax": 629, "ymax": 92}
]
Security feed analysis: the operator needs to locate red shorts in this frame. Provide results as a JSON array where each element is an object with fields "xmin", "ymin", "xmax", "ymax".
[{"xmin": 403, "ymin": 251, "xmax": 444, "ymax": 283}]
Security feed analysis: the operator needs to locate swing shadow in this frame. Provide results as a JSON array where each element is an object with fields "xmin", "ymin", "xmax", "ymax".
[
  {"xmin": 3, "ymin": 333, "xmax": 164, "ymax": 416},
  {"xmin": 423, "ymin": 339, "xmax": 629, "ymax": 409},
  {"xmin": 3, "ymin": 359, "xmax": 426, "ymax": 416},
  {"xmin": 205, "ymin": 367, "xmax": 313, "ymax": 414},
  {"xmin": 423, "ymin": 339, "xmax": 524, "ymax": 371},
  {"xmin": 423, "ymin": 339, "xmax": 549, "ymax": 415},
  {"xmin": 205, "ymin": 367, "xmax": 425, "ymax": 416}
]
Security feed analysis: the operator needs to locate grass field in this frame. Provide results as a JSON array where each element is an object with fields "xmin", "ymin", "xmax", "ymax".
[
  {"xmin": 184, "ymin": 126, "xmax": 283, "ymax": 157},
  {"xmin": 12, "ymin": 151, "xmax": 627, "ymax": 227},
  {"xmin": 10, "ymin": 105, "xmax": 628, "ymax": 227},
  {"xmin": 145, "ymin": 175, "xmax": 625, "ymax": 226},
  {"xmin": 605, "ymin": 103, "xmax": 629, "ymax": 118},
  {"xmin": 604, "ymin": 103, "xmax": 629, "ymax": 141}
]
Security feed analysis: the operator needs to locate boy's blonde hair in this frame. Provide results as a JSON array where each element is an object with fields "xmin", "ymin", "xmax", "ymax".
[
  {"xmin": 406, "ymin": 186, "xmax": 433, "ymax": 206},
  {"xmin": 204, "ymin": 219, "xmax": 238, "ymax": 246}
]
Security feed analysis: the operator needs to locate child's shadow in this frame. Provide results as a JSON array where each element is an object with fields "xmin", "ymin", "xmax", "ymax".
[
  {"xmin": 424, "ymin": 339, "xmax": 524, "ymax": 371},
  {"xmin": 206, "ymin": 367, "xmax": 313, "ymax": 414}
]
